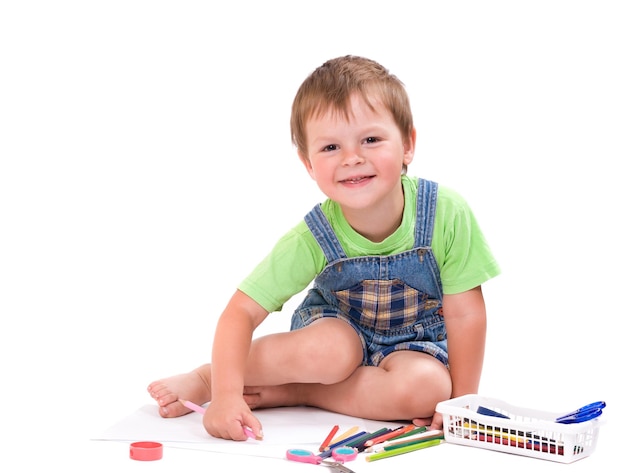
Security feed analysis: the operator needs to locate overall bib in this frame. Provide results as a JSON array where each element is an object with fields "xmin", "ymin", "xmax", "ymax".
[{"xmin": 290, "ymin": 178, "xmax": 448, "ymax": 368}]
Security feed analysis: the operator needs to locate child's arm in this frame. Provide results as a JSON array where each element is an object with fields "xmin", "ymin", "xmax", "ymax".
[
  {"xmin": 412, "ymin": 286, "xmax": 487, "ymax": 431},
  {"xmin": 442, "ymin": 285, "xmax": 487, "ymax": 399},
  {"xmin": 203, "ymin": 289, "xmax": 269, "ymax": 440}
]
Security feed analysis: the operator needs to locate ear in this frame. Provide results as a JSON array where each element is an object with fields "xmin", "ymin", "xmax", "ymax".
[
  {"xmin": 403, "ymin": 128, "xmax": 417, "ymax": 167},
  {"xmin": 298, "ymin": 150, "xmax": 316, "ymax": 180}
]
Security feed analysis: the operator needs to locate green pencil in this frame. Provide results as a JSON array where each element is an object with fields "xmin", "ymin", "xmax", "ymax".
[
  {"xmin": 365, "ymin": 438, "xmax": 442, "ymax": 462},
  {"xmin": 347, "ymin": 427, "xmax": 390, "ymax": 449},
  {"xmin": 384, "ymin": 433, "xmax": 445, "ymax": 451}
]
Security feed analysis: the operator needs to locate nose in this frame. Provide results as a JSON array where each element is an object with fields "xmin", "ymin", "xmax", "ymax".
[{"xmin": 341, "ymin": 148, "xmax": 364, "ymax": 166}]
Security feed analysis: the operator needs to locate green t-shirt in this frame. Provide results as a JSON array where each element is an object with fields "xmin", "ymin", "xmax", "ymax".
[{"xmin": 239, "ymin": 175, "xmax": 500, "ymax": 313}]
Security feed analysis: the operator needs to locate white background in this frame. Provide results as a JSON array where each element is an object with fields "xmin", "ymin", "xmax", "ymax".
[{"xmin": 1, "ymin": 0, "xmax": 623, "ymax": 467}]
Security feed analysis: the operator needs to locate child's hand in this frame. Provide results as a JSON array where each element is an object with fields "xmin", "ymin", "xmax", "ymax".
[
  {"xmin": 412, "ymin": 411, "xmax": 443, "ymax": 431},
  {"xmin": 202, "ymin": 396, "xmax": 262, "ymax": 441}
]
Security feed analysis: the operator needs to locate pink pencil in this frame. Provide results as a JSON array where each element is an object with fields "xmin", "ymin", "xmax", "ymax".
[
  {"xmin": 179, "ymin": 399, "xmax": 206, "ymax": 414},
  {"xmin": 178, "ymin": 399, "xmax": 262, "ymax": 440}
]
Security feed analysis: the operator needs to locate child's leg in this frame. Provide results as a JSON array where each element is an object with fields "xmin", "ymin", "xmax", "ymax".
[
  {"xmin": 148, "ymin": 318, "xmax": 363, "ymax": 417},
  {"xmin": 244, "ymin": 350, "xmax": 451, "ymax": 421},
  {"xmin": 243, "ymin": 317, "xmax": 363, "ymax": 385}
]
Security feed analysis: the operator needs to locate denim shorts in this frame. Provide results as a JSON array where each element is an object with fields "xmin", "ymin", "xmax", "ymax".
[{"xmin": 290, "ymin": 288, "xmax": 449, "ymax": 368}]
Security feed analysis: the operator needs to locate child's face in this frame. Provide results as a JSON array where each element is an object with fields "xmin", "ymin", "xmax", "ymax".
[{"xmin": 299, "ymin": 93, "xmax": 415, "ymax": 212}]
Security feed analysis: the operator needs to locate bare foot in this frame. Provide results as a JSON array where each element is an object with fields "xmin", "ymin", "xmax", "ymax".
[{"xmin": 147, "ymin": 364, "xmax": 212, "ymax": 418}]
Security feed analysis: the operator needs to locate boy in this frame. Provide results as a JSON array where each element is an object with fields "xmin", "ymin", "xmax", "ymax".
[{"xmin": 148, "ymin": 55, "xmax": 500, "ymax": 441}]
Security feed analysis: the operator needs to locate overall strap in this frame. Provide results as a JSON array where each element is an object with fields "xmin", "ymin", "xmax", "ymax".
[
  {"xmin": 414, "ymin": 178, "xmax": 438, "ymax": 248},
  {"xmin": 304, "ymin": 204, "xmax": 347, "ymax": 263}
]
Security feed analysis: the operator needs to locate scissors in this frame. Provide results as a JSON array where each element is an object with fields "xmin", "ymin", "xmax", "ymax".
[
  {"xmin": 286, "ymin": 446, "xmax": 358, "ymax": 473},
  {"xmin": 555, "ymin": 401, "xmax": 606, "ymax": 424}
]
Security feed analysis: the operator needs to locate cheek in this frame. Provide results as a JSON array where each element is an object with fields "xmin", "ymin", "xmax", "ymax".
[{"xmin": 309, "ymin": 160, "xmax": 330, "ymax": 180}]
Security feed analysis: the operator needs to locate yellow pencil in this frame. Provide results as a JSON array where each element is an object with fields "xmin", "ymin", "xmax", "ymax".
[
  {"xmin": 330, "ymin": 426, "xmax": 360, "ymax": 445},
  {"xmin": 463, "ymin": 422, "xmax": 528, "ymax": 444}
]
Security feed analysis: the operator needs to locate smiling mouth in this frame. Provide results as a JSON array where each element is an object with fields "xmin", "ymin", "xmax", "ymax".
[{"xmin": 340, "ymin": 175, "xmax": 374, "ymax": 184}]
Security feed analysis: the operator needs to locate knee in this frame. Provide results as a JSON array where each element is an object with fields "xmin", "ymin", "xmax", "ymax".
[
  {"xmin": 305, "ymin": 342, "xmax": 361, "ymax": 383},
  {"xmin": 298, "ymin": 326, "xmax": 362, "ymax": 383},
  {"xmin": 397, "ymin": 363, "xmax": 452, "ymax": 416}
]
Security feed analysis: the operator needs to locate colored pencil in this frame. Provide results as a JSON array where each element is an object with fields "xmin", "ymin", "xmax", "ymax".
[
  {"xmin": 349, "ymin": 428, "xmax": 391, "ymax": 451},
  {"xmin": 363, "ymin": 424, "xmax": 416, "ymax": 447},
  {"xmin": 326, "ymin": 431, "xmax": 367, "ymax": 449},
  {"xmin": 384, "ymin": 433, "xmax": 445, "ymax": 451},
  {"xmin": 464, "ymin": 422, "xmax": 528, "ymax": 444},
  {"xmin": 179, "ymin": 399, "xmax": 206, "ymax": 414},
  {"xmin": 319, "ymin": 431, "xmax": 367, "ymax": 458},
  {"xmin": 341, "ymin": 431, "xmax": 372, "ymax": 448},
  {"xmin": 393, "ymin": 425, "xmax": 427, "ymax": 440},
  {"xmin": 243, "ymin": 426, "xmax": 263, "ymax": 441},
  {"xmin": 365, "ymin": 429, "xmax": 443, "ymax": 453},
  {"xmin": 366, "ymin": 438, "xmax": 442, "ymax": 462},
  {"xmin": 178, "ymin": 399, "xmax": 262, "ymax": 440},
  {"xmin": 330, "ymin": 426, "xmax": 360, "ymax": 444},
  {"xmin": 319, "ymin": 425, "xmax": 339, "ymax": 451}
]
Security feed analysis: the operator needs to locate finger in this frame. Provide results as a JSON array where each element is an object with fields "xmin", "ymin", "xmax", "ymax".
[
  {"xmin": 412, "ymin": 417, "xmax": 433, "ymax": 427},
  {"xmin": 242, "ymin": 413, "xmax": 264, "ymax": 440}
]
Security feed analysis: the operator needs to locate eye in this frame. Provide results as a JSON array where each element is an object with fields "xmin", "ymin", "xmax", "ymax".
[
  {"xmin": 364, "ymin": 137, "xmax": 379, "ymax": 144},
  {"xmin": 322, "ymin": 144, "xmax": 338, "ymax": 152}
]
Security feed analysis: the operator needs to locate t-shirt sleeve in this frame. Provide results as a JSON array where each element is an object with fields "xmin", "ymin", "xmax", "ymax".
[
  {"xmin": 237, "ymin": 221, "xmax": 325, "ymax": 313},
  {"xmin": 434, "ymin": 186, "xmax": 501, "ymax": 294}
]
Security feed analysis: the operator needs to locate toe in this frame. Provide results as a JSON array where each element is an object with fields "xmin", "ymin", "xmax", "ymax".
[{"xmin": 159, "ymin": 399, "xmax": 192, "ymax": 418}]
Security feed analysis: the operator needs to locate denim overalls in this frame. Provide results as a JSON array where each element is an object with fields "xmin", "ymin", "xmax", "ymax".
[{"xmin": 290, "ymin": 178, "xmax": 448, "ymax": 368}]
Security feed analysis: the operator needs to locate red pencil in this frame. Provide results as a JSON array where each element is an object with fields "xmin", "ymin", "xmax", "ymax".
[
  {"xmin": 319, "ymin": 425, "xmax": 340, "ymax": 451},
  {"xmin": 363, "ymin": 424, "xmax": 416, "ymax": 447}
]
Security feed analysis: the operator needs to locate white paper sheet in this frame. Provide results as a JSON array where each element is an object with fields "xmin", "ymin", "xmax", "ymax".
[{"xmin": 93, "ymin": 404, "xmax": 405, "ymax": 453}]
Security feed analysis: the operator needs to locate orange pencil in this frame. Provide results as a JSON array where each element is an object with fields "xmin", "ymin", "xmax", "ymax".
[
  {"xmin": 363, "ymin": 424, "xmax": 416, "ymax": 447},
  {"xmin": 319, "ymin": 425, "xmax": 340, "ymax": 452}
]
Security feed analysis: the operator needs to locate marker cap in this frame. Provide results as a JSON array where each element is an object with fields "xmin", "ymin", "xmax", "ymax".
[{"xmin": 130, "ymin": 441, "xmax": 163, "ymax": 461}]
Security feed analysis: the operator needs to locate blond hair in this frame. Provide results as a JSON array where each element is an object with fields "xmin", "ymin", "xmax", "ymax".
[{"xmin": 290, "ymin": 55, "xmax": 414, "ymax": 159}]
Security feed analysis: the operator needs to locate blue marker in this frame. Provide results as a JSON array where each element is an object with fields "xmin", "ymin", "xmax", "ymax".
[{"xmin": 555, "ymin": 401, "xmax": 605, "ymax": 424}]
